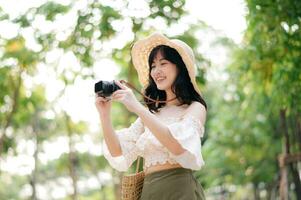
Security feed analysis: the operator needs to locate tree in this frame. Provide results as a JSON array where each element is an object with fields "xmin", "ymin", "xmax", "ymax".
[
  {"xmin": 0, "ymin": 0, "xmax": 210, "ymax": 199},
  {"xmin": 206, "ymin": 0, "xmax": 301, "ymax": 199}
]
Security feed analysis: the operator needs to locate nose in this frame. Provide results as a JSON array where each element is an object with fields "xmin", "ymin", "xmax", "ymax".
[{"xmin": 152, "ymin": 67, "xmax": 162, "ymax": 76}]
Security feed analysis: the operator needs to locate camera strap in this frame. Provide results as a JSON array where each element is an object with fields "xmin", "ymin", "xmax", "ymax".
[{"xmin": 120, "ymin": 80, "xmax": 177, "ymax": 105}]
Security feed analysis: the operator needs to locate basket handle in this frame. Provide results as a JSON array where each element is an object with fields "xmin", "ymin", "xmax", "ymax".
[{"xmin": 136, "ymin": 156, "xmax": 144, "ymax": 173}]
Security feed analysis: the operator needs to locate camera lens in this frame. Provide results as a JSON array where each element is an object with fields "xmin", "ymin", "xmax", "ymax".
[{"xmin": 94, "ymin": 80, "xmax": 121, "ymax": 97}]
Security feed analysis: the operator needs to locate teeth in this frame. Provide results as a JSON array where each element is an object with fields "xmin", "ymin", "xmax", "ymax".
[{"xmin": 156, "ymin": 77, "xmax": 165, "ymax": 81}]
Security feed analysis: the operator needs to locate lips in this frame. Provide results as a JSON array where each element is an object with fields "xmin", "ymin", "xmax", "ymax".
[{"xmin": 155, "ymin": 77, "xmax": 166, "ymax": 82}]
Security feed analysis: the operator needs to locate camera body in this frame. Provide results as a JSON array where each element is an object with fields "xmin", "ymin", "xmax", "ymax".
[{"xmin": 94, "ymin": 80, "xmax": 121, "ymax": 97}]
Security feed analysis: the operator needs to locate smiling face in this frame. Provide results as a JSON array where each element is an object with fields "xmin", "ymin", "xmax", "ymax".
[
  {"xmin": 150, "ymin": 50, "xmax": 179, "ymax": 91},
  {"xmin": 144, "ymin": 45, "xmax": 207, "ymax": 113}
]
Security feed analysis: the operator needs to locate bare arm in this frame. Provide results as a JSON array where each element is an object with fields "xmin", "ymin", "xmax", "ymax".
[
  {"xmin": 95, "ymin": 95, "xmax": 123, "ymax": 157},
  {"xmin": 99, "ymin": 114, "xmax": 123, "ymax": 157}
]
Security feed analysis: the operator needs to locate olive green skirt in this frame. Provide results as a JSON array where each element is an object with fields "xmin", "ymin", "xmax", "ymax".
[{"xmin": 140, "ymin": 168, "xmax": 206, "ymax": 200}]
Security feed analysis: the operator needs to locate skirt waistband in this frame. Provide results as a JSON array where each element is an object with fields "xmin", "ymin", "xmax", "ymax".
[{"xmin": 143, "ymin": 168, "xmax": 193, "ymax": 184}]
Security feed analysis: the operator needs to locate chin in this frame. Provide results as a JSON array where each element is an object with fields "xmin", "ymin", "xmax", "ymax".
[{"xmin": 156, "ymin": 85, "xmax": 168, "ymax": 91}]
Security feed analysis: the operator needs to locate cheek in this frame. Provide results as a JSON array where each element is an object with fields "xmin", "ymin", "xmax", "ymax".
[
  {"xmin": 150, "ymin": 71, "xmax": 154, "ymax": 78},
  {"xmin": 167, "ymin": 66, "xmax": 178, "ymax": 82}
]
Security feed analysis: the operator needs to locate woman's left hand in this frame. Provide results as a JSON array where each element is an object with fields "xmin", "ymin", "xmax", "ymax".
[{"xmin": 111, "ymin": 80, "xmax": 143, "ymax": 113}]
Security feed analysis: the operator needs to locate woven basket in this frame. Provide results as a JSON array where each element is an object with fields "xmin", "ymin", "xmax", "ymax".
[{"xmin": 121, "ymin": 157, "xmax": 145, "ymax": 200}]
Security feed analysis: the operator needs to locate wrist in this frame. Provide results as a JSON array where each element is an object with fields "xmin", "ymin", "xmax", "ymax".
[
  {"xmin": 135, "ymin": 104, "xmax": 147, "ymax": 116},
  {"xmin": 99, "ymin": 111, "xmax": 111, "ymax": 121}
]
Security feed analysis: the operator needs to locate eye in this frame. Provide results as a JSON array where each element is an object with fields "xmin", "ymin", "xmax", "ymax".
[{"xmin": 151, "ymin": 65, "xmax": 155, "ymax": 69}]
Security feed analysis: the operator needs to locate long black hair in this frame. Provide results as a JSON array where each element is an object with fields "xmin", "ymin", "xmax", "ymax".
[{"xmin": 143, "ymin": 45, "xmax": 207, "ymax": 113}]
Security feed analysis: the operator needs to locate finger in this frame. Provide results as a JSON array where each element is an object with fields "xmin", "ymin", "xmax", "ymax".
[
  {"xmin": 96, "ymin": 95, "xmax": 106, "ymax": 100},
  {"xmin": 112, "ymin": 94, "xmax": 124, "ymax": 101},
  {"xmin": 112, "ymin": 93, "xmax": 124, "ymax": 99},
  {"xmin": 112, "ymin": 90, "xmax": 126, "ymax": 97},
  {"xmin": 95, "ymin": 96, "xmax": 103, "ymax": 101},
  {"xmin": 104, "ymin": 97, "xmax": 112, "ymax": 102},
  {"xmin": 114, "ymin": 80, "xmax": 128, "ymax": 90},
  {"xmin": 96, "ymin": 96, "xmax": 108, "ymax": 102}
]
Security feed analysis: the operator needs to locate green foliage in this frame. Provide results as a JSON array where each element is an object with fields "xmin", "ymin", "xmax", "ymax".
[
  {"xmin": 36, "ymin": 2, "xmax": 70, "ymax": 21},
  {"xmin": 0, "ymin": 0, "xmax": 226, "ymax": 198},
  {"xmin": 0, "ymin": 7, "xmax": 8, "ymax": 20},
  {"xmin": 243, "ymin": 0, "xmax": 301, "ymax": 112},
  {"xmin": 4, "ymin": 37, "xmax": 40, "ymax": 70},
  {"xmin": 59, "ymin": 2, "xmax": 122, "ymax": 67},
  {"xmin": 149, "ymin": 0, "xmax": 187, "ymax": 25},
  {"xmin": 97, "ymin": 5, "xmax": 122, "ymax": 39},
  {"xmin": 198, "ymin": 0, "xmax": 301, "ymax": 198},
  {"xmin": 0, "ymin": 174, "xmax": 28, "ymax": 199},
  {"xmin": 6, "ymin": 0, "xmax": 299, "ymax": 198}
]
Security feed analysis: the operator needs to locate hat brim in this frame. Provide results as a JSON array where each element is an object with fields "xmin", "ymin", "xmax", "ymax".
[{"xmin": 131, "ymin": 33, "xmax": 202, "ymax": 96}]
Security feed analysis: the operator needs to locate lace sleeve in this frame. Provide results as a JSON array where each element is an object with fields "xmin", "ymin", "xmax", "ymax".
[
  {"xmin": 102, "ymin": 117, "xmax": 144, "ymax": 172},
  {"xmin": 166, "ymin": 115, "xmax": 205, "ymax": 170}
]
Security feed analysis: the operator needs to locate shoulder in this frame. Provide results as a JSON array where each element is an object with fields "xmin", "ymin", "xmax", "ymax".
[
  {"xmin": 188, "ymin": 101, "xmax": 206, "ymax": 111},
  {"xmin": 184, "ymin": 101, "xmax": 207, "ymax": 125},
  {"xmin": 186, "ymin": 101, "xmax": 206, "ymax": 115}
]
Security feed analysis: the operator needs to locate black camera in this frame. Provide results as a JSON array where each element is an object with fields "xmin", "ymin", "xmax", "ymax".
[{"xmin": 94, "ymin": 80, "xmax": 121, "ymax": 97}]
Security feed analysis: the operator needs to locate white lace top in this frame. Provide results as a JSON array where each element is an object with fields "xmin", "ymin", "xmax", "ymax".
[{"xmin": 102, "ymin": 104, "xmax": 205, "ymax": 172}]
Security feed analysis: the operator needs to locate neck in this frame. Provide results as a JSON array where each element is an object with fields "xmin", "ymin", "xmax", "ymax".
[{"xmin": 165, "ymin": 89, "xmax": 180, "ymax": 106}]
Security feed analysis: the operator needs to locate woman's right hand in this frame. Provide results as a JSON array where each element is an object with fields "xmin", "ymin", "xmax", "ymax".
[{"xmin": 95, "ymin": 95, "xmax": 112, "ymax": 117}]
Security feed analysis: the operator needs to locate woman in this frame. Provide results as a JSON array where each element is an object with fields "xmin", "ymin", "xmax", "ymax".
[{"xmin": 95, "ymin": 33, "xmax": 207, "ymax": 199}]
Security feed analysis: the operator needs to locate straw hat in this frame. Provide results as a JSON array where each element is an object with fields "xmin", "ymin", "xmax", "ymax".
[{"xmin": 131, "ymin": 32, "xmax": 202, "ymax": 96}]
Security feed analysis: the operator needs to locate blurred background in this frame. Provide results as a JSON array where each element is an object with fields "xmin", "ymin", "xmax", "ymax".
[{"xmin": 0, "ymin": 0, "xmax": 300, "ymax": 199}]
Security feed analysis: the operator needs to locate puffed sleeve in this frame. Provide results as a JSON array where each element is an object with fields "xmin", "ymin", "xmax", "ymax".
[
  {"xmin": 167, "ymin": 114, "xmax": 205, "ymax": 170},
  {"xmin": 102, "ymin": 117, "xmax": 144, "ymax": 172}
]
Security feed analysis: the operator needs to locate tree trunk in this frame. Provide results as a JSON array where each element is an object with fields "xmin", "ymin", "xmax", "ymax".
[
  {"xmin": 279, "ymin": 109, "xmax": 289, "ymax": 200},
  {"xmin": 253, "ymin": 182, "xmax": 260, "ymax": 200},
  {"xmin": 279, "ymin": 110, "xmax": 301, "ymax": 200},
  {"xmin": 288, "ymin": 162, "xmax": 301, "ymax": 200},
  {"xmin": 65, "ymin": 114, "xmax": 78, "ymax": 200},
  {"xmin": 0, "ymin": 72, "xmax": 22, "ymax": 157},
  {"xmin": 29, "ymin": 111, "xmax": 41, "ymax": 200},
  {"xmin": 113, "ymin": 170, "xmax": 122, "ymax": 200},
  {"xmin": 30, "ymin": 128, "xmax": 39, "ymax": 200},
  {"xmin": 265, "ymin": 174, "xmax": 279, "ymax": 200},
  {"xmin": 295, "ymin": 113, "xmax": 301, "ymax": 152},
  {"xmin": 89, "ymin": 158, "xmax": 106, "ymax": 199}
]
